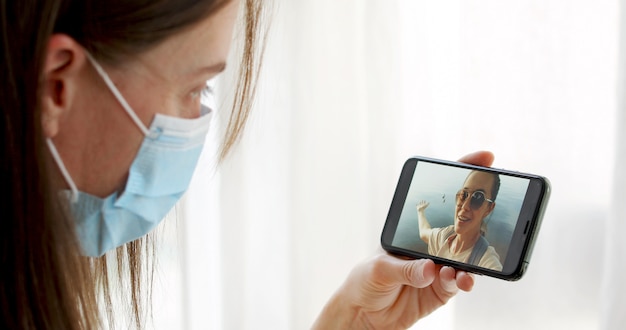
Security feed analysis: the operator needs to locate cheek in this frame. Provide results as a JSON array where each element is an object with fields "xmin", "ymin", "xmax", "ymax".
[
  {"xmin": 151, "ymin": 93, "xmax": 198, "ymax": 119},
  {"xmin": 477, "ymin": 209, "xmax": 490, "ymax": 220},
  {"xmin": 97, "ymin": 118, "xmax": 145, "ymax": 188},
  {"xmin": 132, "ymin": 97, "xmax": 161, "ymax": 125},
  {"xmin": 112, "ymin": 76, "xmax": 171, "ymax": 125}
]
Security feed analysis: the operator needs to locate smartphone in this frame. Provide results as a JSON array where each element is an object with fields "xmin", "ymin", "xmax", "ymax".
[{"xmin": 380, "ymin": 156, "xmax": 550, "ymax": 281}]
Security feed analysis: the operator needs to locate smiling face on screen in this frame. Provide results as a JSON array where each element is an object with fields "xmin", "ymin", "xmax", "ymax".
[{"xmin": 454, "ymin": 171, "xmax": 496, "ymax": 237}]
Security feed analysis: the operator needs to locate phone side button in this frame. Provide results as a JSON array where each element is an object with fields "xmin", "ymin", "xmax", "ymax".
[{"xmin": 523, "ymin": 220, "xmax": 531, "ymax": 235}]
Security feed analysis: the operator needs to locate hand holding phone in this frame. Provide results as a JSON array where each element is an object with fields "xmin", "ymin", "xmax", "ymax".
[
  {"xmin": 381, "ymin": 156, "xmax": 550, "ymax": 281},
  {"xmin": 315, "ymin": 153, "xmax": 498, "ymax": 329}
]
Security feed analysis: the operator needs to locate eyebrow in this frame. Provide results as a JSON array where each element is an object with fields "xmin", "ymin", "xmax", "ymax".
[
  {"xmin": 192, "ymin": 62, "xmax": 227, "ymax": 77},
  {"xmin": 462, "ymin": 188, "xmax": 487, "ymax": 193}
]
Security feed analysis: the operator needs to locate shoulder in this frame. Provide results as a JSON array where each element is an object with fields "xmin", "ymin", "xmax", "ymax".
[
  {"xmin": 429, "ymin": 225, "xmax": 454, "ymax": 249},
  {"xmin": 430, "ymin": 225, "xmax": 454, "ymax": 240},
  {"xmin": 479, "ymin": 246, "xmax": 503, "ymax": 271}
]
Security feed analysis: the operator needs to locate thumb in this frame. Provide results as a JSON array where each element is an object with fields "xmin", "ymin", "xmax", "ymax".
[
  {"xmin": 374, "ymin": 255, "xmax": 437, "ymax": 289},
  {"xmin": 457, "ymin": 151, "xmax": 494, "ymax": 167}
]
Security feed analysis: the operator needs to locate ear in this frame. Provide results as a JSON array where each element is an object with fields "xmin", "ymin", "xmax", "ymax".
[
  {"xmin": 486, "ymin": 201, "xmax": 496, "ymax": 216},
  {"xmin": 41, "ymin": 34, "xmax": 86, "ymax": 138}
]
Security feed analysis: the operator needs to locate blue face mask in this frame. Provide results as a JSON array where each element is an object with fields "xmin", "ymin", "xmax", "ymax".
[{"xmin": 46, "ymin": 54, "xmax": 213, "ymax": 257}]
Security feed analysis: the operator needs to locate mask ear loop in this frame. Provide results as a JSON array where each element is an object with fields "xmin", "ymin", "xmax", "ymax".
[
  {"xmin": 84, "ymin": 52, "xmax": 151, "ymax": 137},
  {"xmin": 46, "ymin": 139, "xmax": 79, "ymax": 203},
  {"xmin": 47, "ymin": 52, "xmax": 154, "ymax": 203}
]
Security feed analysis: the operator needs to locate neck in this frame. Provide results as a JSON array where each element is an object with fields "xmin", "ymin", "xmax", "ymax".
[{"xmin": 450, "ymin": 231, "xmax": 481, "ymax": 254}]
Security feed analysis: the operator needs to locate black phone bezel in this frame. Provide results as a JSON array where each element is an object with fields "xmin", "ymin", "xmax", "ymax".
[{"xmin": 380, "ymin": 156, "xmax": 551, "ymax": 281}]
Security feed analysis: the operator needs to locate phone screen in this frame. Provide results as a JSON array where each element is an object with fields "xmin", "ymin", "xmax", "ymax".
[{"xmin": 381, "ymin": 156, "xmax": 550, "ymax": 281}]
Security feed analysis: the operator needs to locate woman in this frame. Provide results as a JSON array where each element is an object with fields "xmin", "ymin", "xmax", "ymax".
[
  {"xmin": 417, "ymin": 171, "xmax": 503, "ymax": 271},
  {"xmin": 0, "ymin": 0, "xmax": 491, "ymax": 328}
]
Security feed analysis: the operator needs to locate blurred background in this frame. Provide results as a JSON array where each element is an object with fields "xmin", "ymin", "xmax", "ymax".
[{"xmin": 148, "ymin": 0, "xmax": 624, "ymax": 329}]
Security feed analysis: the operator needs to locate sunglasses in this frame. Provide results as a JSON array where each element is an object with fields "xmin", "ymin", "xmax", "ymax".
[{"xmin": 456, "ymin": 190, "xmax": 494, "ymax": 210}]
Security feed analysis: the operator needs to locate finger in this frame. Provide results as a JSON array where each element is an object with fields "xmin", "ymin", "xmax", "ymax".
[
  {"xmin": 457, "ymin": 151, "xmax": 495, "ymax": 167},
  {"xmin": 455, "ymin": 271, "xmax": 475, "ymax": 292},
  {"xmin": 373, "ymin": 255, "xmax": 437, "ymax": 289},
  {"xmin": 438, "ymin": 266, "xmax": 460, "ymax": 295}
]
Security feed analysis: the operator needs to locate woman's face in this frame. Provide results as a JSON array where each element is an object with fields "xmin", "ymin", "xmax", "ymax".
[
  {"xmin": 50, "ymin": 0, "xmax": 239, "ymax": 197},
  {"xmin": 454, "ymin": 171, "xmax": 495, "ymax": 237}
]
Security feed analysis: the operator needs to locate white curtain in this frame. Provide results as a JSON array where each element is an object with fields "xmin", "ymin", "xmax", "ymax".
[
  {"xmin": 148, "ymin": 0, "xmax": 624, "ymax": 329},
  {"xmin": 601, "ymin": 0, "xmax": 626, "ymax": 328}
]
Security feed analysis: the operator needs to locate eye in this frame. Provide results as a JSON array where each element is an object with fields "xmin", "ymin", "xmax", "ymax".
[
  {"xmin": 202, "ymin": 85, "xmax": 214, "ymax": 98},
  {"xmin": 471, "ymin": 192, "xmax": 484, "ymax": 203},
  {"xmin": 190, "ymin": 85, "xmax": 211, "ymax": 100}
]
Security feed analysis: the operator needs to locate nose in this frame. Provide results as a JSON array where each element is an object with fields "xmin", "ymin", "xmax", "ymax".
[{"xmin": 460, "ymin": 196, "xmax": 472, "ymax": 211}]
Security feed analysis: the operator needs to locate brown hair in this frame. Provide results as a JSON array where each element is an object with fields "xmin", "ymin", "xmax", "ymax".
[{"xmin": 0, "ymin": 0, "xmax": 266, "ymax": 328}]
